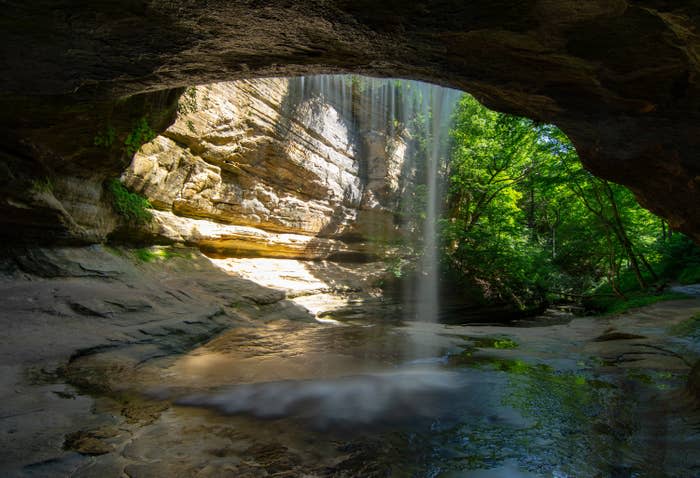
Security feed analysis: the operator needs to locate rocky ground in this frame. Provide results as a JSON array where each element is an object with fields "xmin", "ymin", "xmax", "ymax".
[
  {"xmin": 0, "ymin": 245, "xmax": 391, "ymax": 476},
  {"xmin": 1, "ymin": 245, "xmax": 699, "ymax": 476}
]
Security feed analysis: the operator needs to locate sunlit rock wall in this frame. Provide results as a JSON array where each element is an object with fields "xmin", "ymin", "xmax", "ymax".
[{"xmin": 122, "ymin": 79, "xmax": 413, "ymax": 258}]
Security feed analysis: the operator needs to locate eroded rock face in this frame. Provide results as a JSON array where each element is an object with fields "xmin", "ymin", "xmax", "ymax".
[
  {"xmin": 2, "ymin": 2, "xmax": 700, "ymax": 240},
  {"xmin": 120, "ymin": 79, "xmax": 412, "ymax": 257},
  {"xmin": 140, "ymin": 210, "xmax": 369, "ymax": 260},
  {"xmin": 0, "ymin": 90, "xmax": 183, "ymax": 243}
]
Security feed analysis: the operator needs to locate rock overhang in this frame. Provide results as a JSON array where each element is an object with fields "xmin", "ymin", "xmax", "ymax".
[{"xmin": 2, "ymin": 1, "xmax": 700, "ymax": 240}]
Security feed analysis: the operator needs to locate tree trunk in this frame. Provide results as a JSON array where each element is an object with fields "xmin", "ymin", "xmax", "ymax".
[
  {"xmin": 602, "ymin": 181, "xmax": 647, "ymax": 289},
  {"xmin": 661, "ymin": 219, "xmax": 667, "ymax": 241},
  {"xmin": 605, "ymin": 230, "xmax": 626, "ymax": 299},
  {"xmin": 638, "ymin": 251, "xmax": 659, "ymax": 282}
]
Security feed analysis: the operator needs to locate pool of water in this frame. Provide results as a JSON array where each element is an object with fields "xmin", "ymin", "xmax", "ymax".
[{"xmin": 61, "ymin": 307, "xmax": 698, "ymax": 478}]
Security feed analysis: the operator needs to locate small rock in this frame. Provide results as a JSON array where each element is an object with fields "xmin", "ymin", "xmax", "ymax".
[
  {"xmin": 244, "ymin": 289, "xmax": 286, "ymax": 305},
  {"xmin": 64, "ymin": 430, "xmax": 112, "ymax": 456}
]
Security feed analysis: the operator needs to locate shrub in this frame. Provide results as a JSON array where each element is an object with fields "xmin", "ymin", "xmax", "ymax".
[
  {"xmin": 30, "ymin": 177, "xmax": 53, "ymax": 194},
  {"xmin": 679, "ymin": 265, "xmax": 700, "ymax": 285},
  {"xmin": 655, "ymin": 234, "xmax": 700, "ymax": 282},
  {"xmin": 124, "ymin": 117, "xmax": 156, "ymax": 156},
  {"xmin": 106, "ymin": 179, "xmax": 152, "ymax": 224}
]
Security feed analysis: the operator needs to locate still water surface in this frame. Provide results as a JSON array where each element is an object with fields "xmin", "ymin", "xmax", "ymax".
[{"xmin": 114, "ymin": 307, "xmax": 700, "ymax": 478}]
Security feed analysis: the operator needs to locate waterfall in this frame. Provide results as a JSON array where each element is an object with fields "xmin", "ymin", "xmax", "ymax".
[
  {"xmin": 286, "ymin": 75, "xmax": 461, "ymax": 324},
  {"xmin": 412, "ymin": 83, "xmax": 461, "ymax": 323}
]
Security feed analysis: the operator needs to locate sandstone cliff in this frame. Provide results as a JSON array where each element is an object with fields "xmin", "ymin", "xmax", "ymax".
[{"xmin": 120, "ymin": 78, "xmax": 414, "ymax": 259}]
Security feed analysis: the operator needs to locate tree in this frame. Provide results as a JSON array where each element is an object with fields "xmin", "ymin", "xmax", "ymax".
[
  {"xmin": 442, "ymin": 95, "xmax": 547, "ymax": 307},
  {"xmin": 442, "ymin": 94, "xmax": 692, "ymax": 310}
]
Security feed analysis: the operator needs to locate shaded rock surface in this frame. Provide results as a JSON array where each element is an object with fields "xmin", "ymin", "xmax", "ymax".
[
  {"xmin": 4, "ymin": 273, "xmax": 698, "ymax": 477},
  {"xmin": 691, "ymin": 360, "xmax": 700, "ymax": 395},
  {"xmin": 0, "ymin": 244, "xmax": 392, "ymax": 474},
  {"xmin": 0, "ymin": 89, "xmax": 183, "ymax": 243},
  {"xmin": 2, "ymin": 2, "xmax": 700, "ymax": 240}
]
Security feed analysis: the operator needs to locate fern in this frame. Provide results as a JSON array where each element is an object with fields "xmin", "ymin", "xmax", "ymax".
[{"xmin": 106, "ymin": 179, "xmax": 152, "ymax": 224}]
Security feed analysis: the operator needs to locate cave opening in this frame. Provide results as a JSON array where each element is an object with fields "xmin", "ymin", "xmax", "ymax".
[
  {"xmin": 111, "ymin": 74, "xmax": 700, "ymax": 324},
  {"xmin": 4, "ymin": 1, "xmax": 700, "ymax": 475},
  {"xmin": 4, "ymin": 73, "xmax": 693, "ymax": 476}
]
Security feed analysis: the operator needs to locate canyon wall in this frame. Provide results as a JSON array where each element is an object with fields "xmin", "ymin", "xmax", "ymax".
[{"xmin": 120, "ymin": 78, "xmax": 415, "ymax": 259}]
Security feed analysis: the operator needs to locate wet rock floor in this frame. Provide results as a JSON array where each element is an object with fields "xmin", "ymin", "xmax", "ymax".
[{"xmin": 2, "ymin": 247, "xmax": 700, "ymax": 477}]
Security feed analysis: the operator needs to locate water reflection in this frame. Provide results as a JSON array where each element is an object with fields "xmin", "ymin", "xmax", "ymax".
[{"xmin": 136, "ymin": 315, "xmax": 700, "ymax": 477}]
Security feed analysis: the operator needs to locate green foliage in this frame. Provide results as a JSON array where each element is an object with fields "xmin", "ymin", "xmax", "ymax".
[
  {"xmin": 588, "ymin": 291, "xmax": 689, "ymax": 315},
  {"xmin": 462, "ymin": 336, "xmax": 519, "ymax": 349},
  {"xmin": 133, "ymin": 247, "xmax": 191, "ymax": 262},
  {"xmin": 500, "ymin": 361, "xmax": 592, "ymax": 421},
  {"xmin": 492, "ymin": 337, "xmax": 518, "ymax": 349},
  {"xmin": 30, "ymin": 177, "xmax": 53, "ymax": 194},
  {"xmin": 106, "ymin": 179, "xmax": 152, "ymax": 224},
  {"xmin": 443, "ymin": 93, "xmax": 700, "ymax": 312},
  {"xmin": 679, "ymin": 266, "xmax": 700, "ymax": 284},
  {"xmin": 655, "ymin": 234, "xmax": 700, "ymax": 284},
  {"xmin": 625, "ymin": 369, "xmax": 678, "ymax": 391},
  {"xmin": 443, "ymin": 95, "xmax": 550, "ymax": 307},
  {"xmin": 186, "ymin": 119, "xmax": 196, "ymax": 133},
  {"xmin": 585, "ymin": 264, "xmax": 692, "ymax": 314},
  {"xmin": 94, "ymin": 126, "xmax": 116, "ymax": 148},
  {"xmin": 134, "ymin": 248, "xmax": 158, "ymax": 262},
  {"xmin": 350, "ymin": 75, "xmax": 365, "ymax": 92},
  {"xmin": 124, "ymin": 117, "xmax": 156, "ymax": 157},
  {"xmin": 388, "ymin": 256, "xmax": 406, "ymax": 278}
]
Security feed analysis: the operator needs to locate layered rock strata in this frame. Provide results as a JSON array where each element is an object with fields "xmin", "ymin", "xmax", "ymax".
[{"xmin": 121, "ymin": 79, "xmax": 412, "ymax": 259}]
